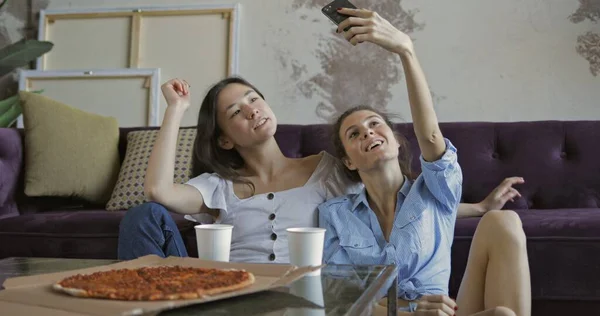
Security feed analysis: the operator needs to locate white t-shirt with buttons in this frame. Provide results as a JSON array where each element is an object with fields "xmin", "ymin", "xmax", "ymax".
[{"xmin": 184, "ymin": 151, "xmax": 362, "ymax": 264}]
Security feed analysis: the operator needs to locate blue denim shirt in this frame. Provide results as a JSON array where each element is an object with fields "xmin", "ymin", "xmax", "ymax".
[{"xmin": 318, "ymin": 138, "xmax": 462, "ymax": 300}]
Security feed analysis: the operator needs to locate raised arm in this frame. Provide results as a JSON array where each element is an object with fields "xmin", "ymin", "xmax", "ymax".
[
  {"xmin": 399, "ymin": 50, "xmax": 446, "ymax": 162},
  {"xmin": 336, "ymin": 8, "xmax": 445, "ymax": 162},
  {"xmin": 144, "ymin": 79, "xmax": 208, "ymax": 215}
]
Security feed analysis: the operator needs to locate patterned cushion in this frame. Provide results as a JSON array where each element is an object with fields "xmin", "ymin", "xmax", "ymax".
[{"xmin": 106, "ymin": 129, "xmax": 196, "ymax": 211}]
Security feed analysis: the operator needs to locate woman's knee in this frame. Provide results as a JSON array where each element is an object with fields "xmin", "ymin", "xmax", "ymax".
[
  {"xmin": 490, "ymin": 306, "xmax": 516, "ymax": 316},
  {"xmin": 120, "ymin": 202, "xmax": 169, "ymax": 228},
  {"xmin": 480, "ymin": 210, "xmax": 526, "ymax": 247},
  {"xmin": 482, "ymin": 210, "xmax": 522, "ymax": 226}
]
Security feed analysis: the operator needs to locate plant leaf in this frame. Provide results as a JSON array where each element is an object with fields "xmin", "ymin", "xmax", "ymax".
[
  {"xmin": 0, "ymin": 94, "xmax": 18, "ymax": 115},
  {"xmin": 0, "ymin": 103, "xmax": 22, "ymax": 128},
  {"xmin": 0, "ymin": 89, "xmax": 44, "ymax": 125},
  {"xmin": 0, "ymin": 39, "xmax": 54, "ymax": 66},
  {"xmin": 0, "ymin": 40, "xmax": 54, "ymax": 77}
]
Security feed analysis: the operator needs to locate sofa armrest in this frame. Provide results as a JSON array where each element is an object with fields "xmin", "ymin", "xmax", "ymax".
[{"xmin": 0, "ymin": 128, "xmax": 22, "ymax": 219}]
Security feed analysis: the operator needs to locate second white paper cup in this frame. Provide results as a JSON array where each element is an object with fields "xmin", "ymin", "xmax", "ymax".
[
  {"xmin": 195, "ymin": 224, "xmax": 233, "ymax": 262},
  {"xmin": 287, "ymin": 227, "xmax": 326, "ymax": 276}
]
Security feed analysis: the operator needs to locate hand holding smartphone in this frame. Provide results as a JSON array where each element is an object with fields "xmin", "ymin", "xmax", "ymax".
[{"xmin": 321, "ymin": 0, "xmax": 357, "ymax": 32}]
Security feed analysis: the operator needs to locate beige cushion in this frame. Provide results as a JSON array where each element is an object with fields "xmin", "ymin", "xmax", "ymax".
[
  {"xmin": 19, "ymin": 91, "xmax": 120, "ymax": 204},
  {"xmin": 106, "ymin": 129, "xmax": 196, "ymax": 211}
]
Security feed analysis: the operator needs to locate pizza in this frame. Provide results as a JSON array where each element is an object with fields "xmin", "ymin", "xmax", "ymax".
[{"xmin": 52, "ymin": 265, "xmax": 255, "ymax": 301}]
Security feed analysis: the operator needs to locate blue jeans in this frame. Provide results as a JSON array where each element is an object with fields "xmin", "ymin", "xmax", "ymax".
[{"xmin": 117, "ymin": 202, "xmax": 189, "ymax": 260}]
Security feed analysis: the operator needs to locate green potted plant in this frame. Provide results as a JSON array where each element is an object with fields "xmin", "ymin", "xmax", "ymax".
[
  {"xmin": 0, "ymin": 39, "xmax": 54, "ymax": 127},
  {"xmin": 0, "ymin": 0, "xmax": 54, "ymax": 127}
]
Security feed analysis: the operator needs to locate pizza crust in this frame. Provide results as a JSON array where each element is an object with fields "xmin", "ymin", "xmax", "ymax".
[
  {"xmin": 52, "ymin": 283, "xmax": 90, "ymax": 298},
  {"xmin": 202, "ymin": 272, "xmax": 255, "ymax": 296},
  {"xmin": 51, "ymin": 266, "xmax": 255, "ymax": 301}
]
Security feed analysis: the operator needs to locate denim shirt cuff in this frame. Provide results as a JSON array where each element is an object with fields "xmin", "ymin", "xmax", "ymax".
[{"xmin": 419, "ymin": 138, "xmax": 458, "ymax": 172}]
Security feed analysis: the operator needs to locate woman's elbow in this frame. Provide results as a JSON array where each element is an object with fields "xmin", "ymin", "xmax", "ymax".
[{"xmin": 144, "ymin": 185, "xmax": 162, "ymax": 202}]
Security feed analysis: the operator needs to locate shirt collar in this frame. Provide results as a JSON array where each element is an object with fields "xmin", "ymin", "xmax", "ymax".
[
  {"xmin": 350, "ymin": 175, "xmax": 412, "ymax": 213},
  {"xmin": 398, "ymin": 175, "xmax": 412, "ymax": 197}
]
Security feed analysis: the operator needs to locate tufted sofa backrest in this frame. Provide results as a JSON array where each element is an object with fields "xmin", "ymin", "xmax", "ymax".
[
  {"xmin": 2, "ymin": 120, "xmax": 599, "ymax": 218},
  {"xmin": 272, "ymin": 121, "xmax": 600, "ymax": 210}
]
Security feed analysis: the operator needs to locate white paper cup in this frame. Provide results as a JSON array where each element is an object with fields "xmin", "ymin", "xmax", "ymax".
[
  {"xmin": 287, "ymin": 227, "xmax": 326, "ymax": 276},
  {"xmin": 194, "ymin": 224, "xmax": 233, "ymax": 262}
]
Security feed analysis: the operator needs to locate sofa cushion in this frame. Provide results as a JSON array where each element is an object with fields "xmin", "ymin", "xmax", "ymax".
[
  {"xmin": 455, "ymin": 209, "xmax": 600, "ymax": 238},
  {"xmin": 106, "ymin": 129, "xmax": 196, "ymax": 211},
  {"xmin": 19, "ymin": 91, "xmax": 121, "ymax": 204},
  {"xmin": 449, "ymin": 209, "xmax": 600, "ymax": 301},
  {"xmin": 426, "ymin": 121, "xmax": 600, "ymax": 210},
  {"xmin": 0, "ymin": 210, "xmax": 195, "ymax": 259},
  {"xmin": 0, "ymin": 128, "xmax": 22, "ymax": 219}
]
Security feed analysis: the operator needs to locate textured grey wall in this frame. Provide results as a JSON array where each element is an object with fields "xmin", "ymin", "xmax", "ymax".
[
  {"xmin": 1, "ymin": 0, "xmax": 598, "ymax": 124},
  {"xmin": 570, "ymin": 0, "xmax": 600, "ymax": 76}
]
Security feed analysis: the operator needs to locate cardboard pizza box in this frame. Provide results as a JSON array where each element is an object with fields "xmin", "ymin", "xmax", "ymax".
[{"xmin": 0, "ymin": 255, "xmax": 323, "ymax": 316}]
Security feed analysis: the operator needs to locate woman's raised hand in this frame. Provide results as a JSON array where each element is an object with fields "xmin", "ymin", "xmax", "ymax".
[
  {"xmin": 336, "ymin": 7, "xmax": 414, "ymax": 55},
  {"xmin": 161, "ymin": 78, "xmax": 191, "ymax": 110}
]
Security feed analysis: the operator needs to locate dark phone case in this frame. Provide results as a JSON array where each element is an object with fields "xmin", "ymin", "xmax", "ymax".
[{"xmin": 322, "ymin": 0, "xmax": 357, "ymax": 31}]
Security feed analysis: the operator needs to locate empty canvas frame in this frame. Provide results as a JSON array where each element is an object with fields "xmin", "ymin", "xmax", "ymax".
[
  {"xmin": 17, "ymin": 69, "xmax": 160, "ymax": 128},
  {"xmin": 36, "ymin": 4, "xmax": 239, "ymax": 126}
]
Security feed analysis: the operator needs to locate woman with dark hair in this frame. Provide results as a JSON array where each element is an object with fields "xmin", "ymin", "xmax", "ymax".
[
  {"xmin": 319, "ymin": 7, "xmax": 530, "ymax": 316},
  {"xmin": 118, "ymin": 76, "xmax": 362, "ymax": 263},
  {"xmin": 117, "ymin": 25, "xmax": 524, "ymax": 266}
]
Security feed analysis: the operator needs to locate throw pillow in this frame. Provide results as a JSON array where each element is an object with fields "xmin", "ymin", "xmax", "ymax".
[
  {"xmin": 19, "ymin": 90, "xmax": 120, "ymax": 204},
  {"xmin": 105, "ymin": 128, "xmax": 196, "ymax": 211}
]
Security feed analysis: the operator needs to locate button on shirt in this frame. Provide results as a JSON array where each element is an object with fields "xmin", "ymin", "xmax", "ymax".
[
  {"xmin": 184, "ymin": 151, "xmax": 363, "ymax": 264},
  {"xmin": 318, "ymin": 139, "xmax": 462, "ymax": 300}
]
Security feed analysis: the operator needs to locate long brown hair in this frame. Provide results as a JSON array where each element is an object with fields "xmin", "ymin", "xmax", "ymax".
[
  {"xmin": 332, "ymin": 105, "xmax": 413, "ymax": 182},
  {"xmin": 191, "ymin": 77, "xmax": 265, "ymax": 190}
]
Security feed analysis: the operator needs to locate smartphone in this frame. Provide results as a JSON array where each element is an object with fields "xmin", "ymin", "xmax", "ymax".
[{"xmin": 321, "ymin": 0, "xmax": 357, "ymax": 31}]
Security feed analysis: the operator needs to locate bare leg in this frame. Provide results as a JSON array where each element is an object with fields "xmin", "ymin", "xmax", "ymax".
[
  {"xmin": 371, "ymin": 299, "xmax": 516, "ymax": 316},
  {"xmin": 470, "ymin": 307, "xmax": 516, "ymax": 316},
  {"xmin": 456, "ymin": 210, "xmax": 531, "ymax": 316}
]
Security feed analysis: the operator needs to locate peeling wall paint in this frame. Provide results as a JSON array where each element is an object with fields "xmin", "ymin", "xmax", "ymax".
[{"xmin": 0, "ymin": 0, "xmax": 598, "ymax": 123}]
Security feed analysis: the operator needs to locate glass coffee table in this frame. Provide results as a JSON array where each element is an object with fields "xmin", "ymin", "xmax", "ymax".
[{"xmin": 0, "ymin": 257, "xmax": 399, "ymax": 316}]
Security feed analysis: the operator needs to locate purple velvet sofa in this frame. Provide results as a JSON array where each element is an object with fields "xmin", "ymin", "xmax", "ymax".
[{"xmin": 1, "ymin": 121, "xmax": 600, "ymax": 315}]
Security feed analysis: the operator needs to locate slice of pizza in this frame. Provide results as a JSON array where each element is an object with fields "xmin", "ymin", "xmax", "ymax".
[{"xmin": 53, "ymin": 266, "xmax": 255, "ymax": 301}]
